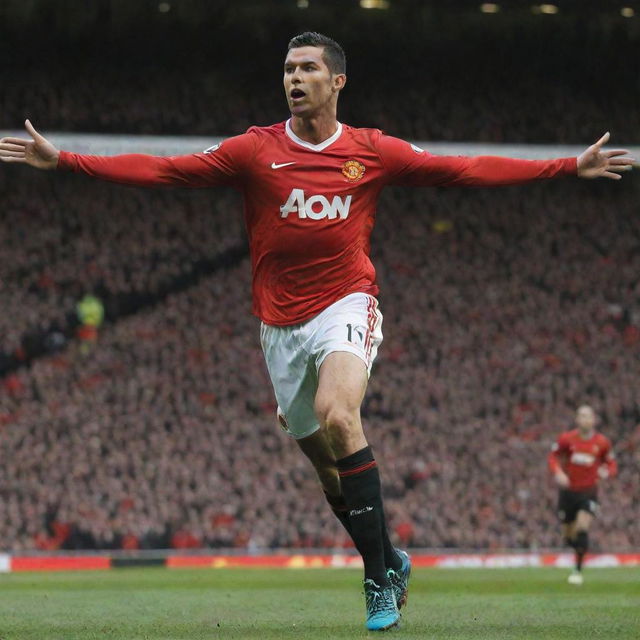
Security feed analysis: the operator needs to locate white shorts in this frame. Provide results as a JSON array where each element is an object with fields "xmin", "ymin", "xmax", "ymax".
[{"xmin": 260, "ymin": 292, "xmax": 383, "ymax": 440}]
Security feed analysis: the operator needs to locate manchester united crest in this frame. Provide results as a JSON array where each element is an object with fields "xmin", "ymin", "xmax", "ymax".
[{"xmin": 341, "ymin": 159, "xmax": 365, "ymax": 182}]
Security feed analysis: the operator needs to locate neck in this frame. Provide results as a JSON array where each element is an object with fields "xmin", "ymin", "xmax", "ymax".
[
  {"xmin": 289, "ymin": 112, "xmax": 339, "ymax": 145},
  {"xmin": 578, "ymin": 429, "xmax": 594, "ymax": 440}
]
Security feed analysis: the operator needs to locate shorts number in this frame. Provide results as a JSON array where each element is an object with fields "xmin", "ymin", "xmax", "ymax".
[{"xmin": 346, "ymin": 323, "xmax": 367, "ymax": 346}]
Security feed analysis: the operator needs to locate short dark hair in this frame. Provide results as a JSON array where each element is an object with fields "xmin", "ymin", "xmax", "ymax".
[{"xmin": 287, "ymin": 32, "xmax": 346, "ymax": 75}]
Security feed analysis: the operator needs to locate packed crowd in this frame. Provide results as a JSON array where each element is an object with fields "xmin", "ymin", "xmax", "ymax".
[
  {"xmin": 0, "ymin": 168, "xmax": 243, "ymax": 374},
  {"xmin": 0, "ymin": 71, "xmax": 634, "ymax": 147},
  {"xmin": 2, "ymin": 63, "xmax": 638, "ymax": 146},
  {"xmin": 2, "ymin": 7, "xmax": 639, "ymax": 552},
  {"xmin": 2, "ymin": 16, "xmax": 639, "ymax": 146},
  {"xmin": 1, "ymin": 174, "xmax": 638, "ymax": 552}
]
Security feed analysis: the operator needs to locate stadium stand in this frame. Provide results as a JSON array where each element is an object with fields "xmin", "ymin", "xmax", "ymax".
[
  {"xmin": 1, "ymin": 173, "xmax": 638, "ymax": 552},
  {"xmin": 1, "ymin": 2, "xmax": 639, "ymax": 552},
  {"xmin": 1, "ymin": 7, "xmax": 638, "ymax": 144}
]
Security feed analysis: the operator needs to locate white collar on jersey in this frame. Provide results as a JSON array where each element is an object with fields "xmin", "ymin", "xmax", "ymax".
[{"xmin": 285, "ymin": 119, "xmax": 343, "ymax": 152}]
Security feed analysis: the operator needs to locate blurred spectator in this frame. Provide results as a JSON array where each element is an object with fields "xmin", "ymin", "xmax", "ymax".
[{"xmin": 76, "ymin": 293, "xmax": 104, "ymax": 346}]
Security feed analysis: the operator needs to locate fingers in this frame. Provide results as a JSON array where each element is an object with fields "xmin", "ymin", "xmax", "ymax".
[
  {"xmin": 604, "ymin": 149, "xmax": 630, "ymax": 158},
  {"xmin": 0, "ymin": 140, "xmax": 27, "ymax": 161},
  {"xmin": 594, "ymin": 131, "xmax": 610, "ymax": 148},
  {"xmin": 0, "ymin": 137, "xmax": 28, "ymax": 146},
  {"xmin": 602, "ymin": 171, "xmax": 622, "ymax": 180},
  {"xmin": 609, "ymin": 157, "xmax": 635, "ymax": 167},
  {"xmin": 0, "ymin": 142, "xmax": 27, "ymax": 152},
  {"xmin": 0, "ymin": 156, "xmax": 27, "ymax": 164},
  {"xmin": 24, "ymin": 119, "xmax": 44, "ymax": 141}
]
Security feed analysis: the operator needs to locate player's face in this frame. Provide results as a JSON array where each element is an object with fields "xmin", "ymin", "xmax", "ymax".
[
  {"xmin": 576, "ymin": 406, "xmax": 597, "ymax": 433},
  {"xmin": 283, "ymin": 46, "xmax": 345, "ymax": 117}
]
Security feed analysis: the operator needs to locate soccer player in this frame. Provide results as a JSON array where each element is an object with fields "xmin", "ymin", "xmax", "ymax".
[
  {"xmin": 548, "ymin": 405, "xmax": 618, "ymax": 585},
  {"xmin": 0, "ymin": 32, "xmax": 634, "ymax": 630}
]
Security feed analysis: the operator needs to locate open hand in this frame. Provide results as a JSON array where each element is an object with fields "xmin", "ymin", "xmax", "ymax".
[
  {"xmin": 577, "ymin": 132, "xmax": 635, "ymax": 180},
  {"xmin": 0, "ymin": 120, "xmax": 59, "ymax": 170}
]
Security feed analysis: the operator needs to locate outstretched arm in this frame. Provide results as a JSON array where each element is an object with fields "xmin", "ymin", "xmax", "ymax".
[
  {"xmin": 1, "ymin": 120, "xmax": 252, "ymax": 188},
  {"xmin": 378, "ymin": 132, "xmax": 635, "ymax": 187}
]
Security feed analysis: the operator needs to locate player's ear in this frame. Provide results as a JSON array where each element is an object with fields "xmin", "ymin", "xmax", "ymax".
[{"xmin": 332, "ymin": 73, "xmax": 346, "ymax": 93}]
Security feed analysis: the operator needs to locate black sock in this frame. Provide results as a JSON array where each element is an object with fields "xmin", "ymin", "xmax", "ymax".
[
  {"xmin": 337, "ymin": 446, "xmax": 389, "ymax": 587},
  {"xmin": 324, "ymin": 490, "xmax": 401, "ymax": 571},
  {"xmin": 380, "ymin": 503, "xmax": 402, "ymax": 572},
  {"xmin": 574, "ymin": 531, "xmax": 589, "ymax": 571},
  {"xmin": 324, "ymin": 491, "xmax": 352, "ymax": 537}
]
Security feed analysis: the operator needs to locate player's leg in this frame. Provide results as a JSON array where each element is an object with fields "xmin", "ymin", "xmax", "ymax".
[
  {"xmin": 313, "ymin": 294, "xmax": 403, "ymax": 570},
  {"xmin": 295, "ymin": 429, "xmax": 352, "ymax": 537},
  {"xmin": 314, "ymin": 352, "xmax": 400, "ymax": 629},
  {"xmin": 562, "ymin": 522, "xmax": 576, "ymax": 549},
  {"xmin": 260, "ymin": 322, "xmax": 355, "ymax": 538},
  {"xmin": 261, "ymin": 317, "xmax": 364, "ymax": 546},
  {"xmin": 296, "ymin": 415, "xmax": 410, "ymax": 609},
  {"xmin": 261, "ymin": 316, "xmax": 395, "ymax": 569},
  {"xmin": 559, "ymin": 489, "xmax": 579, "ymax": 548},
  {"xmin": 315, "ymin": 351, "xmax": 368, "ymax": 455},
  {"xmin": 558, "ymin": 490, "xmax": 584, "ymax": 584},
  {"xmin": 315, "ymin": 352, "xmax": 394, "ymax": 565},
  {"xmin": 260, "ymin": 297, "xmax": 404, "ymax": 629},
  {"xmin": 314, "ymin": 352, "xmax": 382, "ymax": 577},
  {"xmin": 573, "ymin": 509, "xmax": 594, "ymax": 573},
  {"xmin": 315, "ymin": 353, "xmax": 403, "ymax": 618},
  {"xmin": 563, "ymin": 520, "xmax": 584, "ymax": 584},
  {"xmin": 313, "ymin": 293, "xmax": 410, "ymax": 615}
]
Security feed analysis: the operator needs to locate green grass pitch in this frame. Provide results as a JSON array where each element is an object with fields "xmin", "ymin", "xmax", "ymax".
[{"xmin": 0, "ymin": 567, "xmax": 638, "ymax": 639}]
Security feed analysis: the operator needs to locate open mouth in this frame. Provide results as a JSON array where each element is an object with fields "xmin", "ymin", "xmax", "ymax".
[{"xmin": 290, "ymin": 89, "xmax": 306, "ymax": 100}]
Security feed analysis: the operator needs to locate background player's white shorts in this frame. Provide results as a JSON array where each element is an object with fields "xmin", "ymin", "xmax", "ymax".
[{"xmin": 260, "ymin": 292, "xmax": 383, "ymax": 440}]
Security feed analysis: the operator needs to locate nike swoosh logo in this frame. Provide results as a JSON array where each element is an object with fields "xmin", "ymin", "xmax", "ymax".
[{"xmin": 271, "ymin": 162, "xmax": 296, "ymax": 169}]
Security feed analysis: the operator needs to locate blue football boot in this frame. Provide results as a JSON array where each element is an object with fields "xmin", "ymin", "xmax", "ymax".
[
  {"xmin": 387, "ymin": 549, "xmax": 412, "ymax": 609},
  {"xmin": 363, "ymin": 578, "xmax": 400, "ymax": 631}
]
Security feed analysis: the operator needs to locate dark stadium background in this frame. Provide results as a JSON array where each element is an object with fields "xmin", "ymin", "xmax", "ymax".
[{"xmin": 0, "ymin": 0, "xmax": 638, "ymax": 554}]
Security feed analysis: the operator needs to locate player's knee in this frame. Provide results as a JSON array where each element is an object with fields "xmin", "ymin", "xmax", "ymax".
[
  {"xmin": 315, "ymin": 400, "xmax": 366, "ymax": 455},
  {"xmin": 319, "ymin": 405, "xmax": 358, "ymax": 435}
]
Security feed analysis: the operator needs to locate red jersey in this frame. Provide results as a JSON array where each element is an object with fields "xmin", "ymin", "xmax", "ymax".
[
  {"xmin": 58, "ymin": 120, "xmax": 576, "ymax": 325},
  {"xmin": 548, "ymin": 429, "xmax": 617, "ymax": 491}
]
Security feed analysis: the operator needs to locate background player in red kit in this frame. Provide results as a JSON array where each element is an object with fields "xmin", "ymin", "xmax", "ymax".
[
  {"xmin": 0, "ymin": 32, "xmax": 635, "ymax": 631},
  {"xmin": 548, "ymin": 405, "xmax": 617, "ymax": 585}
]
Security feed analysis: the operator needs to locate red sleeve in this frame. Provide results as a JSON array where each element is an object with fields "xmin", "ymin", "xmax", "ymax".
[
  {"xmin": 548, "ymin": 433, "xmax": 569, "ymax": 474},
  {"xmin": 376, "ymin": 134, "xmax": 577, "ymax": 187},
  {"xmin": 601, "ymin": 437, "xmax": 618, "ymax": 479},
  {"xmin": 56, "ymin": 133, "xmax": 255, "ymax": 188}
]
